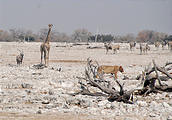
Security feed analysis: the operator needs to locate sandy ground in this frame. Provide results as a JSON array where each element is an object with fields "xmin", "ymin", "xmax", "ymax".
[{"xmin": 0, "ymin": 42, "xmax": 172, "ymax": 120}]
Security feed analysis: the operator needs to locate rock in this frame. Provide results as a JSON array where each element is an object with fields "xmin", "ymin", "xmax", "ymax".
[
  {"xmin": 150, "ymin": 101, "xmax": 157, "ymax": 107},
  {"xmin": 25, "ymin": 90, "xmax": 31, "ymax": 94},
  {"xmin": 111, "ymin": 102, "xmax": 119, "ymax": 109},
  {"xmin": 32, "ymin": 64, "xmax": 46, "ymax": 69},
  {"xmin": 66, "ymin": 97, "xmax": 91, "ymax": 108},
  {"xmin": 169, "ymin": 93, "xmax": 172, "ymax": 98},
  {"xmin": 123, "ymin": 75, "xmax": 129, "ymax": 80},
  {"xmin": 32, "ymin": 72, "xmax": 41, "ymax": 75},
  {"xmin": 80, "ymin": 99, "xmax": 91, "ymax": 108},
  {"xmin": 98, "ymin": 100, "xmax": 109, "ymax": 108},
  {"xmin": 44, "ymin": 104, "xmax": 57, "ymax": 109},
  {"xmin": 66, "ymin": 97, "xmax": 78, "ymax": 105},
  {"xmin": 42, "ymin": 100, "xmax": 50, "ymax": 104},
  {"xmin": 167, "ymin": 115, "xmax": 172, "ymax": 120},
  {"xmin": 96, "ymin": 96, "xmax": 104, "ymax": 102},
  {"xmin": 62, "ymin": 103, "xmax": 69, "ymax": 109},
  {"xmin": 48, "ymin": 89, "xmax": 54, "ymax": 95},
  {"xmin": 162, "ymin": 102, "xmax": 170, "ymax": 108},
  {"xmin": 100, "ymin": 109, "xmax": 108, "ymax": 115},
  {"xmin": 89, "ymin": 107, "xmax": 98, "ymax": 114},
  {"xmin": 155, "ymin": 93, "xmax": 165, "ymax": 100},
  {"xmin": 36, "ymin": 110, "xmax": 42, "ymax": 114},
  {"xmin": 137, "ymin": 101, "xmax": 147, "ymax": 107},
  {"xmin": 105, "ymin": 103, "xmax": 111, "ymax": 109},
  {"xmin": 149, "ymin": 113, "xmax": 157, "ymax": 117},
  {"xmin": 21, "ymin": 83, "xmax": 32, "ymax": 89}
]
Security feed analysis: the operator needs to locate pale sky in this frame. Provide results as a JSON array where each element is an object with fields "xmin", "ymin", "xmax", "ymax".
[{"xmin": 0, "ymin": 0, "xmax": 172, "ymax": 35}]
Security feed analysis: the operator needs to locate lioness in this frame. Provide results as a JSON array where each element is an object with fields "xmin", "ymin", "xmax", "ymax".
[{"xmin": 97, "ymin": 65, "xmax": 124, "ymax": 79}]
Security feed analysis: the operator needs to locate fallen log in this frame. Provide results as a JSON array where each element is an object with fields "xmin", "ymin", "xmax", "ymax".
[
  {"xmin": 74, "ymin": 58, "xmax": 134, "ymax": 104},
  {"xmin": 136, "ymin": 60, "xmax": 172, "ymax": 96},
  {"xmin": 72, "ymin": 43, "xmax": 89, "ymax": 46},
  {"xmin": 152, "ymin": 60, "xmax": 162, "ymax": 86},
  {"xmin": 32, "ymin": 63, "xmax": 47, "ymax": 69},
  {"xmin": 155, "ymin": 85, "xmax": 172, "ymax": 92},
  {"xmin": 86, "ymin": 46, "xmax": 103, "ymax": 49},
  {"xmin": 165, "ymin": 62, "xmax": 172, "ymax": 67}
]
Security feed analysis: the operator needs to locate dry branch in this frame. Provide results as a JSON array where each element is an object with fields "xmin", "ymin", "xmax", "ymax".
[
  {"xmin": 74, "ymin": 59, "xmax": 172, "ymax": 103},
  {"xmin": 152, "ymin": 60, "xmax": 162, "ymax": 86},
  {"xmin": 72, "ymin": 43, "xmax": 89, "ymax": 46},
  {"xmin": 135, "ymin": 60, "xmax": 172, "ymax": 96},
  {"xmin": 75, "ymin": 58, "xmax": 134, "ymax": 104},
  {"xmin": 165, "ymin": 62, "xmax": 172, "ymax": 67}
]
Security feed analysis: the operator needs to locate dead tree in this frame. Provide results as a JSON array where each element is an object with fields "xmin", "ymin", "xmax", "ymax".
[
  {"xmin": 135, "ymin": 60, "xmax": 172, "ymax": 96},
  {"xmin": 74, "ymin": 58, "xmax": 134, "ymax": 104}
]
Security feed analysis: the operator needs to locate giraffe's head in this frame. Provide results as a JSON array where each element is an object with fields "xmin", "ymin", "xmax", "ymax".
[{"xmin": 48, "ymin": 24, "xmax": 53, "ymax": 28}]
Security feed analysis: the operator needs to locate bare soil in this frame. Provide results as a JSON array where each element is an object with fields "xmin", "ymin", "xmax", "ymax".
[{"xmin": 0, "ymin": 42, "xmax": 171, "ymax": 120}]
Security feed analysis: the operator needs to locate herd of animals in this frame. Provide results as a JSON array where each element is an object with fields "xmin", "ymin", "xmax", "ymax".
[
  {"xmin": 104, "ymin": 40, "xmax": 172, "ymax": 55},
  {"xmin": 15, "ymin": 24, "xmax": 172, "ymax": 79}
]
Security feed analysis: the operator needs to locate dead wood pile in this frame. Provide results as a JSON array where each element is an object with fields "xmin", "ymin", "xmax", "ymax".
[
  {"xmin": 73, "ymin": 59, "xmax": 172, "ymax": 104},
  {"xmin": 135, "ymin": 60, "xmax": 172, "ymax": 95}
]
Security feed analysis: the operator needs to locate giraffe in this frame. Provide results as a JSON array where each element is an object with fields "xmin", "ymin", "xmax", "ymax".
[{"xmin": 40, "ymin": 24, "xmax": 53, "ymax": 67}]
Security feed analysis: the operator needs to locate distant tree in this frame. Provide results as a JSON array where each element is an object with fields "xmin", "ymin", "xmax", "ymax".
[
  {"xmin": 88, "ymin": 34, "xmax": 114, "ymax": 42},
  {"xmin": 0, "ymin": 30, "xmax": 11, "ymax": 42},
  {"xmin": 39, "ymin": 28, "xmax": 71, "ymax": 42},
  {"xmin": 72, "ymin": 28, "xmax": 92, "ymax": 42},
  {"xmin": 7, "ymin": 28, "xmax": 36, "ymax": 42},
  {"xmin": 115, "ymin": 34, "xmax": 135, "ymax": 43},
  {"xmin": 88, "ymin": 34, "xmax": 102, "ymax": 42},
  {"xmin": 9, "ymin": 29, "xmax": 20, "ymax": 41},
  {"xmin": 125, "ymin": 34, "xmax": 135, "ymax": 42},
  {"xmin": 136, "ymin": 30, "xmax": 168, "ymax": 44},
  {"xmin": 136, "ymin": 30, "xmax": 153, "ymax": 43},
  {"xmin": 24, "ymin": 30, "xmax": 33, "ymax": 42},
  {"xmin": 16, "ymin": 29, "xmax": 35, "ymax": 42},
  {"xmin": 164, "ymin": 35, "xmax": 172, "ymax": 42},
  {"xmin": 101, "ymin": 34, "xmax": 114, "ymax": 42},
  {"xmin": 39, "ymin": 28, "xmax": 49, "ymax": 42},
  {"xmin": 53, "ymin": 32, "xmax": 70, "ymax": 42}
]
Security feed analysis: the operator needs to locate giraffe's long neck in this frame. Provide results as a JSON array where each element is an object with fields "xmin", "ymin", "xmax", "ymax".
[{"xmin": 44, "ymin": 27, "xmax": 52, "ymax": 44}]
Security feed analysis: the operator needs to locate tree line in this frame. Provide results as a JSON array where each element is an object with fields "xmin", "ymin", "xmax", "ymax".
[{"xmin": 0, "ymin": 28, "xmax": 171, "ymax": 44}]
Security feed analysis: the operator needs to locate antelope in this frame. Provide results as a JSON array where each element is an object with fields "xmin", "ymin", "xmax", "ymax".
[
  {"xmin": 16, "ymin": 49, "xmax": 24, "ymax": 65},
  {"xmin": 104, "ymin": 42, "xmax": 120, "ymax": 54},
  {"xmin": 129, "ymin": 41, "xmax": 136, "ymax": 51},
  {"xmin": 140, "ymin": 43, "xmax": 150, "ymax": 55}
]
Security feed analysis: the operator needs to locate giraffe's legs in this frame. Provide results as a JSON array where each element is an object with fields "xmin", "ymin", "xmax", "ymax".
[
  {"xmin": 44, "ymin": 50, "xmax": 47, "ymax": 66},
  {"xmin": 106, "ymin": 48, "xmax": 108, "ymax": 54},
  {"xmin": 47, "ymin": 50, "xmax": 49, "ymax": 67},
  {"xmin": 41, "ymin": 50, "xmax": 43, "ymax": 64}
]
